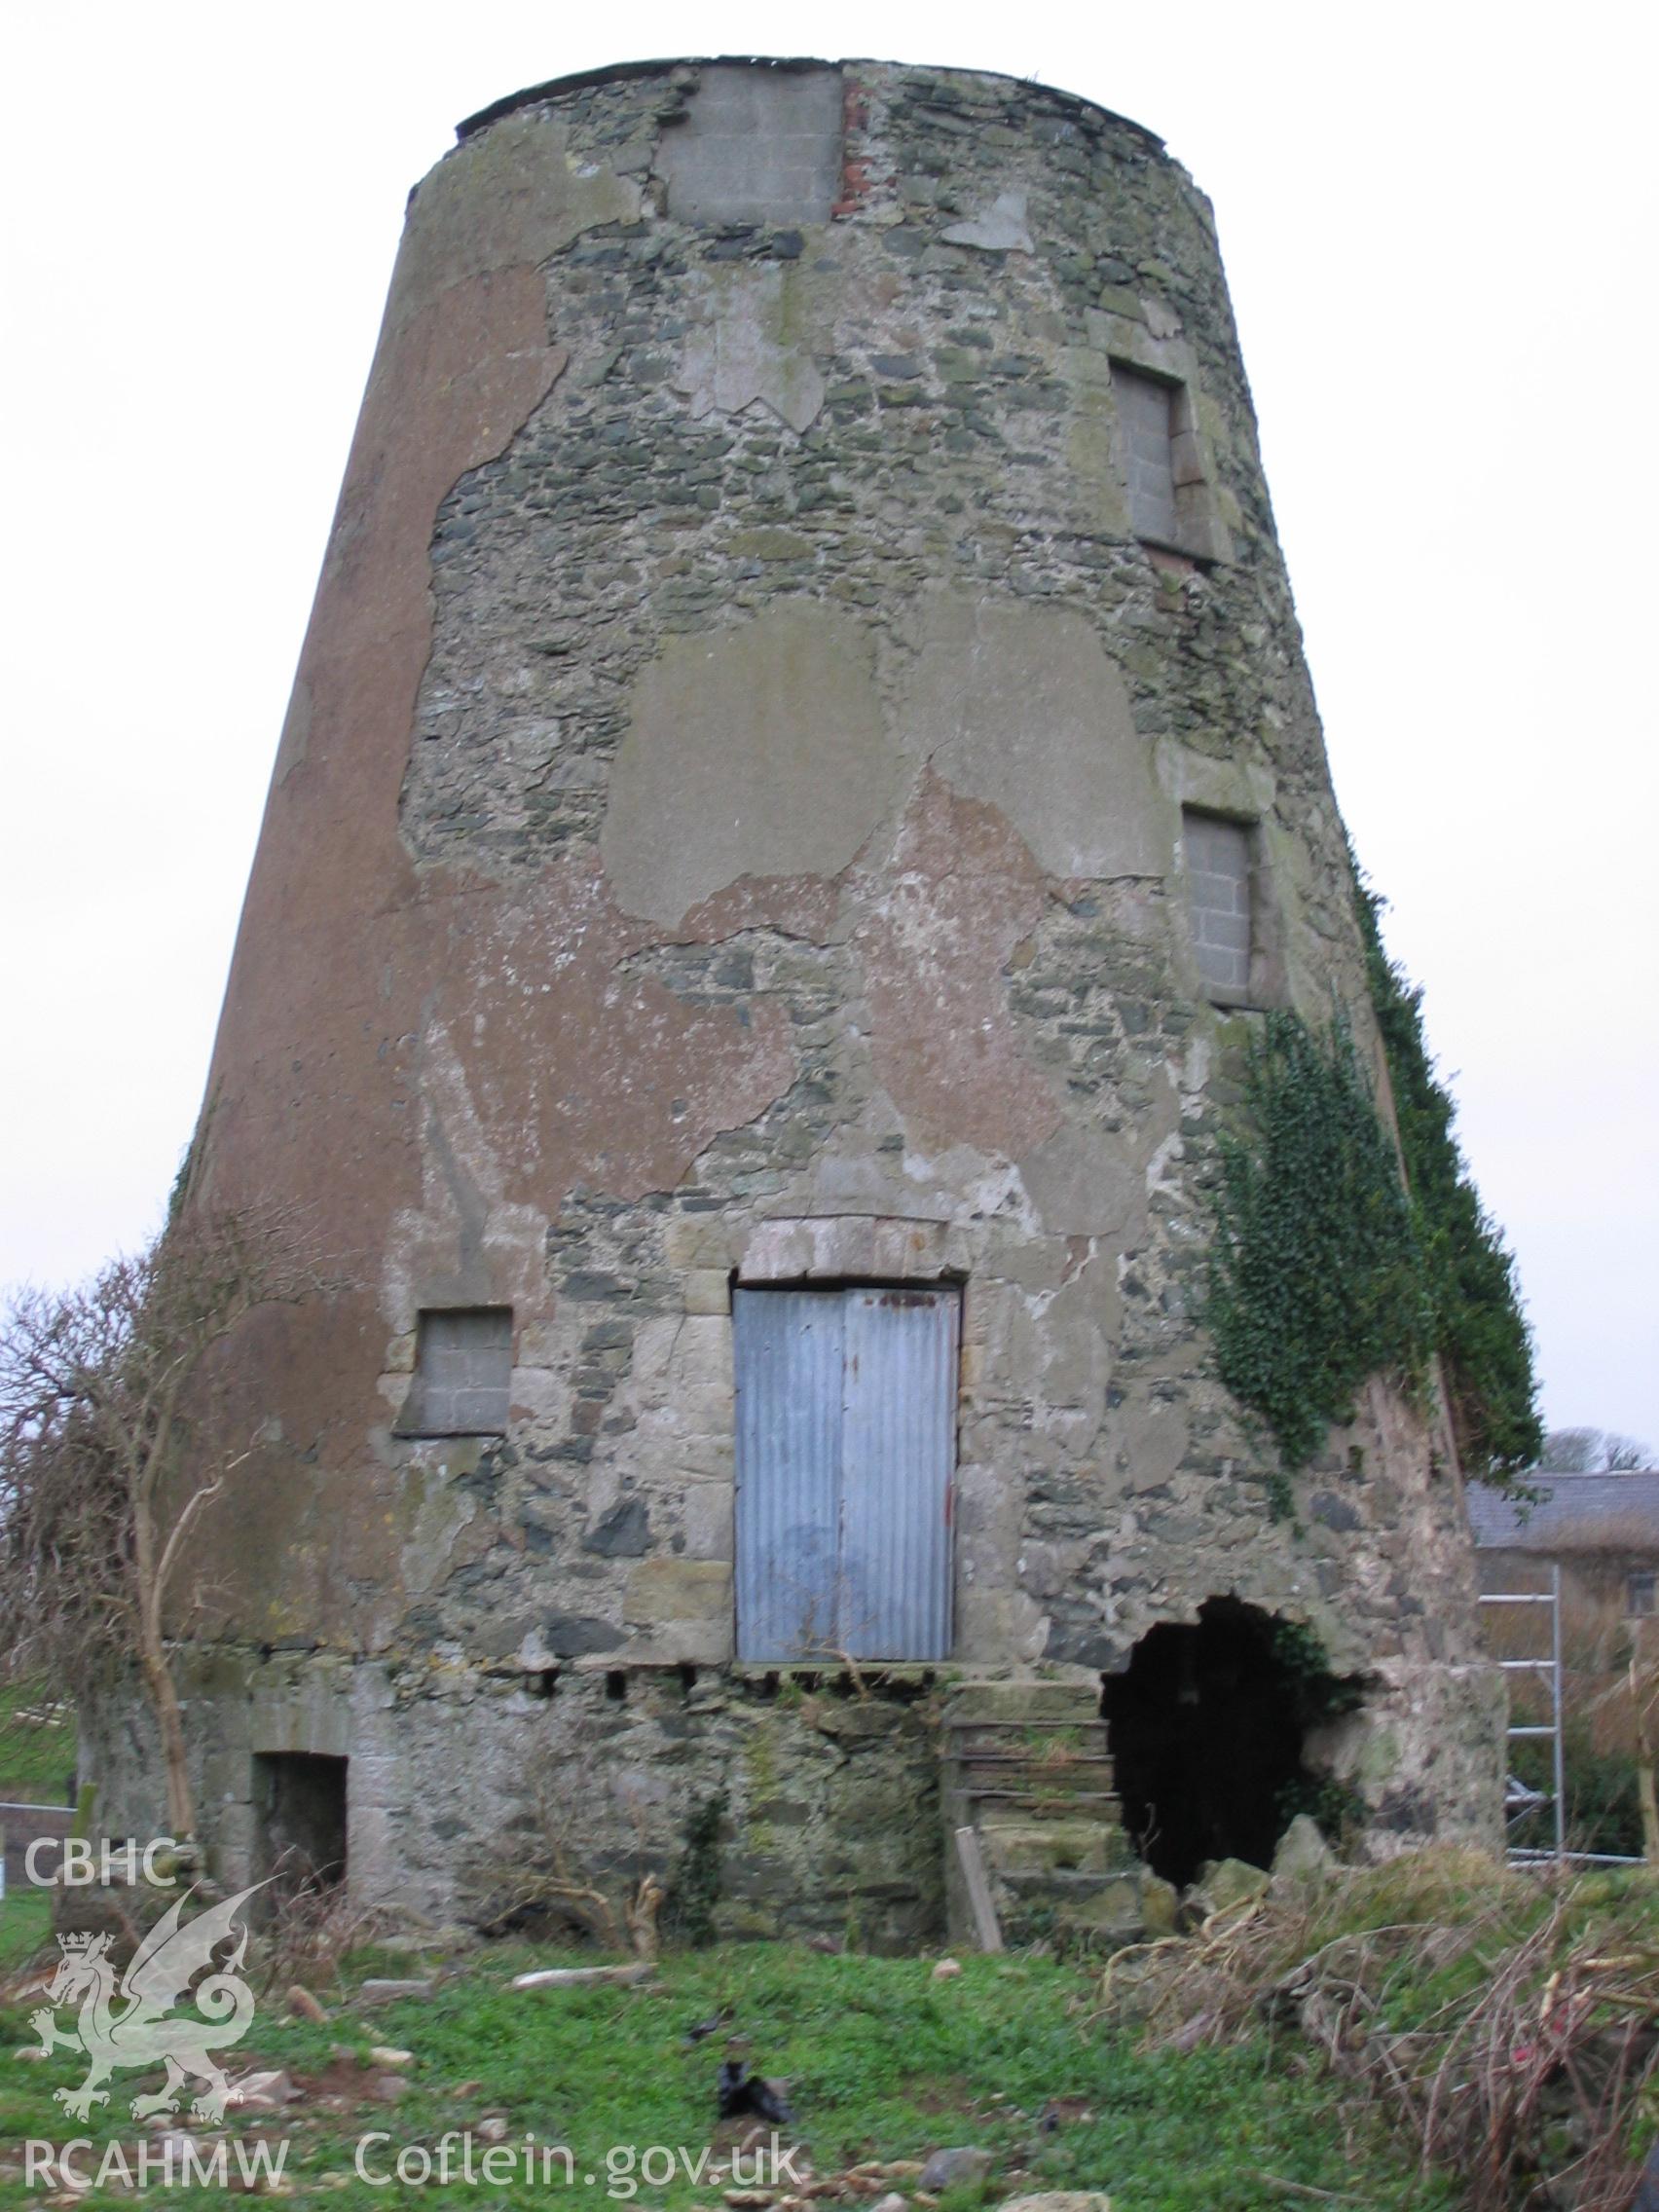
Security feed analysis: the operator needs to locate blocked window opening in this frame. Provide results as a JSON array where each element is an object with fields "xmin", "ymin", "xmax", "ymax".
[
  {"xmin": 1111, "ymin": 362, "xmax": 1227, "ymax": 559},
  {"xmin": 1113, "ymin": 364, "xmax": 1181, "ymax": 543},
  {"xmin": 1629, "ymin": 1571, "xmax": 1656, "ymax": 1618},
  {"xmin": 657, "ymin": 64, "xmax": 844, "ymax": 227},
  {"xmin": 396, "ymin": 1308, "xmax": 511, "ymax": 1437},
  {"xmin": 1183, "ymin": 809, "xmax": 1255, "ymax": 1004},
  {"xmin": 1102, "ymin": 1598, "xmax": 1352, "ymax": 1889},
  {"xmin": 253, "ymin": 1752, "xmax": 347, "ymax": 1895},
  {"xmin": 734, "ymin": 1285, "xmax": 958, "ymax": 1663}
]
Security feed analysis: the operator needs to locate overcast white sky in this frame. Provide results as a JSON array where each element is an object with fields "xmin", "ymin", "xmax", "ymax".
[{"xmin": 2, "ymin": 1, "xmax": 1654, "ymax": 1454}]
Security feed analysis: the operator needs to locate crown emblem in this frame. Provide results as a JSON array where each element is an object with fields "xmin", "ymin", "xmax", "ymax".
[{"xmin": 57, "ymin": 1930, "xmax": 109, "ymax": 1955}]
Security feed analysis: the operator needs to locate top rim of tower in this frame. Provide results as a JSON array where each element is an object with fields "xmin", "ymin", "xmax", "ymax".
[{"xmin": 456, "ymin": 55, "xmax": 1166, "ymax": 156}]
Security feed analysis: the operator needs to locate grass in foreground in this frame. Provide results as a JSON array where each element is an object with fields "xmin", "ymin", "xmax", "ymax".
[
  {"xmin": 0, "ymin": 1932, "xmax": 1453, "ymax": 2211},
  {"xmin": 0, "ymin": 1684, "xmax": 74, "ymax": 1806},
  {"xmin": 0, "ymin": 1892, "xmax": 51, "ymax": 1974}
]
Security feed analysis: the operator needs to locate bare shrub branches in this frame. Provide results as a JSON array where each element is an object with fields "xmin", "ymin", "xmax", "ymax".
[
  {"xmin": 0, "ymin": 1200, "xmax": 344, "ymax": 1839},
  {"xmin": 250, "ymin": 1860, "xmax": 405, "ymax": 2002},
  {"xmin": 459, "ymin": 1766, "xmax": 666, "ymax": 1960},
  {"xmin": 1542, "ymin": 1429, "xmax": 1655, "ymax": 1476}
]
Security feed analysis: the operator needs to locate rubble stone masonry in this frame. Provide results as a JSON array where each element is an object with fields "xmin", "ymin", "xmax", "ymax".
[{"xmin": 84, "ymin": 61, "xmax": 1502, "ymax": 1939}]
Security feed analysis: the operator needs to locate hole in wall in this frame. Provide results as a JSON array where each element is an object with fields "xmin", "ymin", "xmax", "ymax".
[
  {"xmin": 605, "ymin": 1671, "xmax": 628, "ymax": 1703},
  {"xmin": 252, "ymin": 1752, "xmax": 348, "ymax": 1899},
  {"xmin": 1102, "ymin": 1596, "xmax": 1358, "ymax": 1890}
]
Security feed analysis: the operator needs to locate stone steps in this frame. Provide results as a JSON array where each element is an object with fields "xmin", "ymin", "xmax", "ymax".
[
  {"xmin": 977, "ymin": 1814, "xmax": 1132, "ymax": 1876},
  {"xmin": 952, "ymin": 1754, "xmax": 1118, "ymax": 1810},
  {"xmin": 940, "ymin": 1676, "xmax": 1148, "ymax": 1948}
]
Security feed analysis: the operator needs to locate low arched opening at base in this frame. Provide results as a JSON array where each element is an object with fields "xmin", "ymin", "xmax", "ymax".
[{"xmin": 1102, "ymin": 1596, "xmax": 1360, "ymax": 1890}]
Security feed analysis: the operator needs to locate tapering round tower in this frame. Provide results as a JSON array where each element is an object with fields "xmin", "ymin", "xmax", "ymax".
[{"xmin": 92, "ymin": 59, "xmax": 1501, "ymax": 1942}]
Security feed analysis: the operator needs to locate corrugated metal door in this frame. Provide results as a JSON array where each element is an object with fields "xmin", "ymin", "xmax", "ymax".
[
  {"xmin": 733, "ymin": 1291, "xmax": 844, "ymax": 1662},
  {"xmin": 840, "ymin": 1290, "xmax": 957, "ymax": 1659},
  {"xmin": 734, "ymin": 1286, "xmax": 957, "ymax": 1662}
]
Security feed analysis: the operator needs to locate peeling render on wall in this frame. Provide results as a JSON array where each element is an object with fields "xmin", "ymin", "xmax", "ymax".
[{"xmin": 86, "ymin": 58, "xmax": 1504, "ymax": 1936}]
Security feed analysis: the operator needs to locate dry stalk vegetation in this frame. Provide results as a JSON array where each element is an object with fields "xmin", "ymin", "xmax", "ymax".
[{"xmin": 1101, "ymin": 1847, "xmax": 1659, "ymax": 2211}]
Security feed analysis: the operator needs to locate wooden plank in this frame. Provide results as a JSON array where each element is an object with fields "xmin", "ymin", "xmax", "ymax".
[
  {"xmin": 954, "ymin": 1825, "xmax": 1004, "ymax": 1954},
  {"xmin": 512, "ymin": 1962, "xmax": 653, "ymax": 1992}
]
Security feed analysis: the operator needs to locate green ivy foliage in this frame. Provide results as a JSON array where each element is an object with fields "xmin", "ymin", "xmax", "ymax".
[
  {"xmin": 1208, "ymin": 1011, "xmax": 1435, "ymax": 1471},
  {"xmin": 1356, "ymin": 884, "xmax": 1543, "ymax": 1487},
  {"xmin": 1269, "ymin": 1615, "xmax": 1367, "ymax": 1718}
]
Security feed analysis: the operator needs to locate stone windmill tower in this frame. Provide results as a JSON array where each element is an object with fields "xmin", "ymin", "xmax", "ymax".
[{"xmin": 94, "ymin": 58, "xmax": 1502, "ymax": 1944}]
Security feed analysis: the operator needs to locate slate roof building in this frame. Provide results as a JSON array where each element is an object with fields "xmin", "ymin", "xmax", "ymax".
[{"xmin": 1470, "ymin": 1474, "xmax": 1659, "ymax": 1632}]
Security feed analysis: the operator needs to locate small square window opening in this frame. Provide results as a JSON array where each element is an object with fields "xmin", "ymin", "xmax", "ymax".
[
  {"xmin": 396, "ymin": 1308, "xmax": 512, "ymax": 1438},
  {"xmin": 1628, "ymin": 1570, "xmax": 1656, "ymax": 1618}
]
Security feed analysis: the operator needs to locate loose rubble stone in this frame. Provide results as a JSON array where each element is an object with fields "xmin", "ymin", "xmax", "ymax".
[
  {"xmin": 1001, "ymin": 2196, "xmax": 1115, "ymax": 2212},
  {"xmin": 1182, "ymin": 1858, "xmax": 1271, "ymax": 1926},
  {"xmin": 1270, "ymin": 1813, "xmax": 1336, "ymax": 1894},
  {"xmin": 1137, "ymin": 1874, "xmax": 1179, "ymax": 1937},
  {"xmin": 236, "ymin": 2070, "xmax": 298, "ymax": 2112},
  {"xmin": 919, "ymin": 2148, "xmax": 992, "ymax": 2191}
]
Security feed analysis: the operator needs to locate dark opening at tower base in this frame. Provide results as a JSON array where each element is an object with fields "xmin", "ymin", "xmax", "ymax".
[
  {"xmin": 1103, "ymin": 1597, "xmax": 1355, "ymax": 1890},
  {"xmin": 253, "ymin": 1752, "xmax": 348, "ymax": 1897}
]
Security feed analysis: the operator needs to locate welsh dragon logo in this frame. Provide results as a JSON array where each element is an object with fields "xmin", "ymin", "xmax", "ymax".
[{"xmin": 29, "ymin": 1882, "xmax": 267, "ymax": 2123}]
